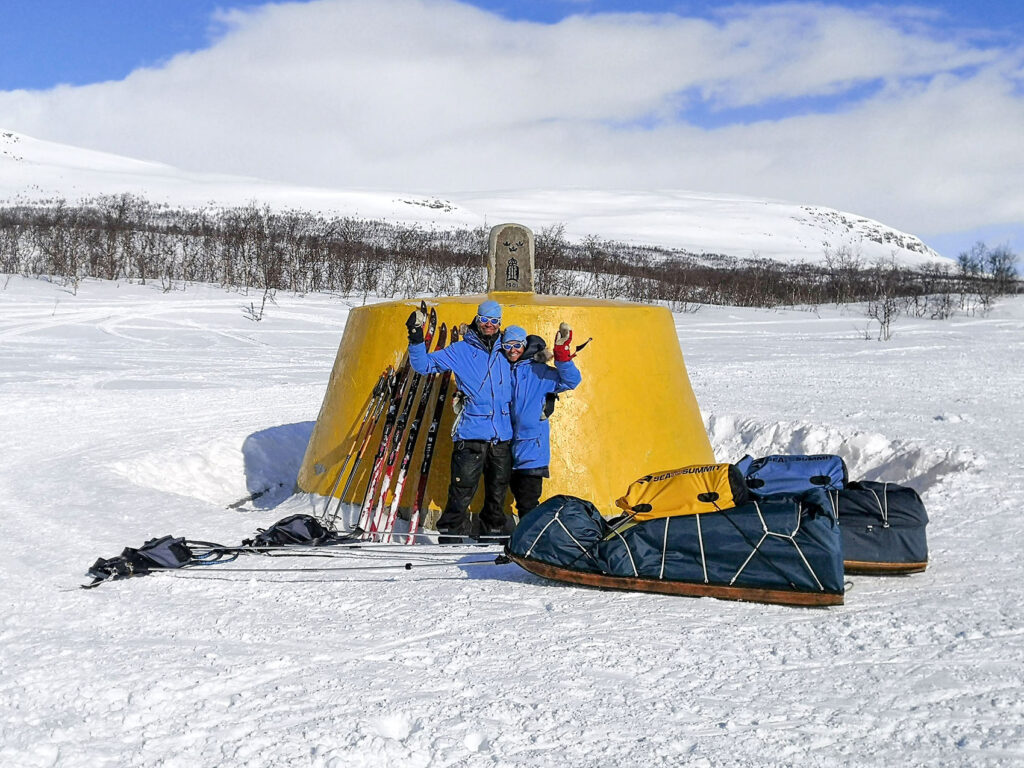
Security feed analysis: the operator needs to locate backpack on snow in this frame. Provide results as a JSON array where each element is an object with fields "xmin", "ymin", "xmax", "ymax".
[
  {"xmin": 242, "ymin": 514, "xmax": 333, "ymax": 547},
  {"xmin": 84, "ymin": 535, "xmax": 193, "ymax": 588}
]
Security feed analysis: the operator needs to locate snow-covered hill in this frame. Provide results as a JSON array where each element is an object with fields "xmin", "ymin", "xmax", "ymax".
[
  {"xmin": 1, "ymin": 276, "xmax": 1021, "ymax": 766},
  {"xmin": 1, "ymin": 130, "xmax": 946, "ymax": 267}
]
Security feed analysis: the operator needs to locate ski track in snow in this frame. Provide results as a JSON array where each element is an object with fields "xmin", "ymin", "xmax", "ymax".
[{"xmin": 1, "ymin": 277, "xmax": 1023, "ymax": 767}]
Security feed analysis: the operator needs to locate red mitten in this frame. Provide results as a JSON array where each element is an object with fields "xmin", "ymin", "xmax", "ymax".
[{"xmin": 553, "ymin": 323, "xmax": 573, "ymax": 362}]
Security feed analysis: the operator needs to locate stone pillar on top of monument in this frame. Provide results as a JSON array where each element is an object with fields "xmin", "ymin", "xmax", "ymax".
[{"xmin": 488, "ymin": 223, "xmax": 535, "ymax": 292}]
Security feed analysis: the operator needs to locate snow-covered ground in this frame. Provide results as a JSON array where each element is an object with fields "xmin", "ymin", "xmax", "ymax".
[
  {"xmin": 2, "ymin": 276, "xmax": 1022, "ymax": 767},
  {"xmin": 0, "ymin": 130, "xmax": 944, "ymax": 267}
]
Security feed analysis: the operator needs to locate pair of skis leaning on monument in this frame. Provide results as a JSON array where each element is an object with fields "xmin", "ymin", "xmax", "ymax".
[{"xmin": 406, "ymin": 299, "xmax": 582, "ymax": 542}]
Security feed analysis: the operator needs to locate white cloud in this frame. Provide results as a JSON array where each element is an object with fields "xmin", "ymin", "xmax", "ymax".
[{"xmin": 0, "ymin": 0, "xmax": 1021, "ymax": 238}]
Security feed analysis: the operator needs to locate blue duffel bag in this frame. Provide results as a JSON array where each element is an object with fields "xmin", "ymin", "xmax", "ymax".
[{"xmin": 736, "ymin": 453, "xmax": 848, "ymax": 496}]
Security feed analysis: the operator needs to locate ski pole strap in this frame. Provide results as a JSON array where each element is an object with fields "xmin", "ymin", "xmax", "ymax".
[{"xmin": 572, "ymin": 337, "xmax": 593, "ymax": 358}]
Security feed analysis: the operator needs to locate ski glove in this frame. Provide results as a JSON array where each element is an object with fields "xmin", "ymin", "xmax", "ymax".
[
  {"xmin": 553, "ymin": 322, "xmax": 573, "ymax": 362},
  {"xmin": 406, "ymin": 309, "xmax": 426, "ymax": 345}
]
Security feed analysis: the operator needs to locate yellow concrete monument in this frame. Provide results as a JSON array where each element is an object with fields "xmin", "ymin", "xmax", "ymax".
[{"xmin": 296, "ymin": 224, "xmax": 714, "ymax": 528}]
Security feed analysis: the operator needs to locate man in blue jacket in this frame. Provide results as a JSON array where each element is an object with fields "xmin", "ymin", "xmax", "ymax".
[
  {"xmin": 501, "ymin": 323, "xmax": 583, "ymax": 519},
  {"xmin": 407, "ymin": 299, "xmax": 513, "ymax": 540}
]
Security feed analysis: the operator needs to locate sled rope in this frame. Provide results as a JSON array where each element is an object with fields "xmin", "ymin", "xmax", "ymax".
[
  {"xmin": 523, "ymin": 500, "xmax": 567, "ymax": 558},
  {"xmin": 524, "ymin": 501, "xmax": 603, "ymax": 569},
  {"xmin": 867, "ymin": 483, "xmax": 891, "ymax": 527},
  {"xmin": 609, "ymin": 528, "xmax": 639, "ymax": 577},
  {"xmin": 696, "ymin": 514, "xmax": 708, "ymax": 584},
  {"xmin": 659, "ymin": 517, "xmax": 669, "ymax": 580},
  {"xmin": 728, "ymin": 502, "xmax": 825, "ymax": 591},
  {"xmin": 554, "ymin": 518, "xmax": 603, "ymax": 567}
]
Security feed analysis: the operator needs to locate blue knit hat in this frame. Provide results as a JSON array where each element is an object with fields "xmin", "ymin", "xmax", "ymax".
[
  {"xmin": 502, "ymin": 325, "xmax": 527, "ymax": 344},
  {"xmin": 476, "ymin": 299, "xmax": 502, "ymax": 319}
]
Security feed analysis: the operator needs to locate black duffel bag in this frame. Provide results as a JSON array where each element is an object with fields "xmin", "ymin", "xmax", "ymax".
[{"xmin": 837, "ymin": 480, "xmax": 928, "ymax": 573}]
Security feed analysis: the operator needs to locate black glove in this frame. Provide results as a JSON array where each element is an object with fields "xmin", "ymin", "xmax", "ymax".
[
  {"xmin": 541, "ymin": 392, "xmax": 558, "ymax": 420},
  {"xmin": 406, "ymin": 310, "xmax": 425, "ymax": 345}
]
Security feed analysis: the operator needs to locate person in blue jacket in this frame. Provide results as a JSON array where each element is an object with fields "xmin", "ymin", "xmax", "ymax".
[
  {"xmin": 406, "ymin": 299, "xmax": 513, "ymax": 540},
  {"xmin": 501, "ymin": 323, "xmax": 582, "ymax": 519}
]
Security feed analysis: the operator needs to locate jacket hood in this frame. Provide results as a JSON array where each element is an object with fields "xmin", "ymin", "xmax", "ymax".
[{"xmin": 520, "ymin": 334, "xmax": 550, "ymax": 363}]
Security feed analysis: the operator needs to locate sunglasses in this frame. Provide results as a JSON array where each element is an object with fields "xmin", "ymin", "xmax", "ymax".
[
  {"xmin": 502, "ymin": 340, "xmax": 525, "ymax": 351},
  {"xmin": 476, "ymin": 315, "xmax": 501, "ymax": 325}
]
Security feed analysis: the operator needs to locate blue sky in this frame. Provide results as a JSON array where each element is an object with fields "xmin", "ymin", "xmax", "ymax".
[
  {"xmin": 4, "ymin": 0, "xmax": 1021, "ymax": 91},
  {"xmin": 0, "ymin": 0, "xmax": 267, "ymax": 90},
  {"xmin": 1, "ymin": 0, "xmax": 1022, "ymax": 258}
]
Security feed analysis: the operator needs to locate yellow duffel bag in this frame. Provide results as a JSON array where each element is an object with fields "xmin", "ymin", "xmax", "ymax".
[{"xmin": 615, "ymin": 463, "xmax": 749, "ymax": 521}]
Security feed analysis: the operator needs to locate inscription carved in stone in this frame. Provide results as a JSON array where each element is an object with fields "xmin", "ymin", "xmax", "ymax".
[{"xmin": 487, "ymin": 223, "xmax": 534, "ymax": 292}]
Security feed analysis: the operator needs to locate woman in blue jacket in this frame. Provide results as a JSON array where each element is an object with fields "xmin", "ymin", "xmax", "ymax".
[
  {"xmin": 501, "ymin": 323, "xmax": 582, "ymax": 519},
  {"xmin": 407, "ymin": 299, "xmax": 513, "ymax": 539}
]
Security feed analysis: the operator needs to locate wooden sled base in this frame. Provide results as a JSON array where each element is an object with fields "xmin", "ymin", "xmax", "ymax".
[
  {"xmin": 506, "ymin": 553, "xmax": 843, "ymax": 607},
  {"xmin": 844, "ymin": 559, "xmax": 927, "ymax": 575}
]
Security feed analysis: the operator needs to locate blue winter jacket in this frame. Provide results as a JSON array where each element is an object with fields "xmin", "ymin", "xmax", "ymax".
[
  {"xmin": 409, "ymin": 325, "xmax": 513, "ymax": 442},
  {"xmin": 510, "ymin": 335, "xmax": 582, "ymax": 471}
]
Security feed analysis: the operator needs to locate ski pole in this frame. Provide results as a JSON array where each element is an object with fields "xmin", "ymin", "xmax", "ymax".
[
  {"xmin": 407, "ymin": 325, "xmax": 459, "ymax": 543},
  {"xmin": 367, "ymin": 307, "xmax": 438, "ymax": 537},
  {"xmin": 155, "ymin": 557, "xmax": 506, "ymax": 576},
  {"xmin": 382, "ymin": 323, "xmax": 448, "ymax": 541},
  {"xmin": 321, "ymin": 366, "xmax": 392, "ymax": 528},
  {"xmin": 357, "ymin": 302, "xmax": 434, "ymax": 534}
]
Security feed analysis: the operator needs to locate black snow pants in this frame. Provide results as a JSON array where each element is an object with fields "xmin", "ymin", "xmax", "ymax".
[
  {"xmin": 436, "ymin": 439, "xmax": 512, "ymax": 536},
  {"xmin": 510, "ymin": 470, "xmax": 545, "ymax": 519}
]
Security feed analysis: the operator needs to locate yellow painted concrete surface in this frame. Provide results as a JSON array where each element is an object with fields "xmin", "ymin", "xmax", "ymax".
[{"xmin": 297, "ymin": 293, "xmax": 714, "ymax": 520}]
